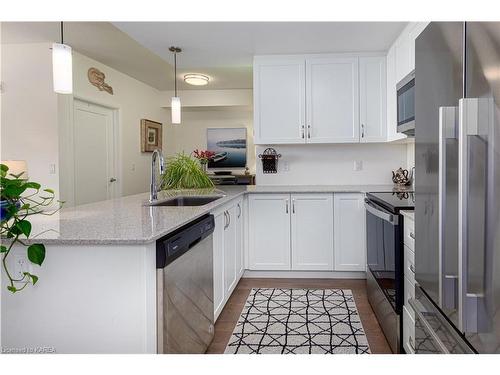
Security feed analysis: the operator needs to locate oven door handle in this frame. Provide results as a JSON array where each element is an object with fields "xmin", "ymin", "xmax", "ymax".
[{"xmin": 364, "ymin": 199, "xmax": 399, "ymax": 225}]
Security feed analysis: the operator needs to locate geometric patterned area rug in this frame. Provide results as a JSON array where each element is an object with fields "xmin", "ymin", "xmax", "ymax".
[{"xmin": 224, "ymin": 288, "xmax": 371, "ymax": 354}]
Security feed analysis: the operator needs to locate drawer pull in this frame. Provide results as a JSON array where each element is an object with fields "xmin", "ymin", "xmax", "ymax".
[
  {"xmin": 408, "ymin": 336, "xmax": 416, "ymax": 353},
  {"xmin": 409, "ymin": 264, "xmax": 416, "ymax": 274},
  {"xmin": 409, "ymin": 232, "xmax": 415, "ymax": 240}
]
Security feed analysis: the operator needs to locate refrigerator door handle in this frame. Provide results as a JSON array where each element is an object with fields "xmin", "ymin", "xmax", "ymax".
[
  {"xmin": 458, "ymin": 98, "xmax": 491, "ymax": 333},
  {"xmin": 438, "ymin": 106, "xmax": 459, "ymax": 310}
]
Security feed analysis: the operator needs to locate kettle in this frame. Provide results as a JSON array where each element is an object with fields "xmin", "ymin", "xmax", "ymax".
[{"xmin": 392, "ymin": 167, "xmax": 411, "ymax": 186}]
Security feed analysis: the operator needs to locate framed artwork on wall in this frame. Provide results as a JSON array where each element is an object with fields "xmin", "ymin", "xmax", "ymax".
[{"xmin": 141, "ymin": 119, "xmax": 162, "ymax": 152}]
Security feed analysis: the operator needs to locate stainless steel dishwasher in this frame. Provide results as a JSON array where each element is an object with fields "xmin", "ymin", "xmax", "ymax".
[{"xmin": 156, "ymin": 214, "xmax": 215, "ymax": 354}]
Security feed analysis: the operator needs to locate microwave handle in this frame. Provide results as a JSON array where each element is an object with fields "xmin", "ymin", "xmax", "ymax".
[{"xmin": 364, "ymin": 199, "xmax": 398, "ymax": 225}]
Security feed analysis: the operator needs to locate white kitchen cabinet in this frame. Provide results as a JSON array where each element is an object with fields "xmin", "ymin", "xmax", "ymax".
[
  {"xmin": 291, "ymin": 194, "xmax": 334, "ymax": 270},
  {"xmin": 253, "ymin": 57, "xmax": 305, "ymax": 144},
  {"xmin": 213, "ymin": 211, "xmax": 225, "ymax": 319},
  {"xmin": 359, "ymin": 56, "xmax": 387, "ymax": 142},
  {"xmin": 408, "ymin": 22, "xmax": 430, "ymax": 72},
  {"xmin": 333, "ymin": 193, "xmax": 367, "ymax": 271},
  {"xmin": 395, "ymin": 31, "xmax": 412, "ymax": 83},
  {"xmin": 223, "ymin": 205, "xmax": 237, "ymax": 296},
  {"xmin": 306, "ymin": 57, "xmax": 360, "ymax": 143},
  {"xmin": 248, "ymin": 194, "xmax": 291, "ymax": 270},
  {"xmin": 235, "ymin": 198, "xmax": 244, "ymax": 278}
]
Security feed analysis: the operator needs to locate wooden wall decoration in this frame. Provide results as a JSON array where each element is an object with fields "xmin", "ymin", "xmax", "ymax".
[
  {"xmin": 88, "ymin": 67, "xmax": 114, "ymax": 95},
  {"xmin": 141, "ymin": 119, "xmax": 163, "ymax": 152}
]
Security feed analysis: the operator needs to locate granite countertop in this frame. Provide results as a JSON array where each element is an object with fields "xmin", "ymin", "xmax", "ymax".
[{"xmin": 11, "ymin": 184, "xmax": 412, "ymax": 245}]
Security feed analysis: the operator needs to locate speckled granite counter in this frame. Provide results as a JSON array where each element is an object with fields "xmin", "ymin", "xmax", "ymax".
[{"xmin": 18, "ymin": 184, "xmax": 412, "ymax": 245}]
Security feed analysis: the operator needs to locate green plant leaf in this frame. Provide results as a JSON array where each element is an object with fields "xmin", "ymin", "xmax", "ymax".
[
  {"xmin": 15, "ymin": 220, "xmax": 32, "ymax": 237},
  {"xmin": 43, "ymin": 188, "xmax": 55, "ymax": 194},
  {"xmin": 0, "ymin": 245, "xmax": 7, "ymax": 253},
  {"xmin": 23, "ymin": 272, "xmax": 39, "ymax": 285},
  {"xmin": 24, "ymin": 182, "xmax": 41, "ymax": 190},
  {"xmin": 0, "ymin": 163, "xmax": 8, "ymax": 177},
  {"xmin": 7, "ymin": 286, "xmax": 17, "ymax": 293},
  {"xmin": 27, "ymin": 244, "xmax": 45, "ymax": 266}
]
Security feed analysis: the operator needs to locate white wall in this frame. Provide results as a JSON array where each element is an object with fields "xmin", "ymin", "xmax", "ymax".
[
  {"xmin": 168, "ymin": 108, "xmax": 256, "ymax": 174},
  {"xmin": 1, "ymin": 43, "xmax": 60, "ymax": 197},
  {"xmin": 58, "ymin": 52, "xmax": 173, "ymax": 204},
  {"xmin": 255, "ymin": 143, "xmax": 407, "ymax": 185}
]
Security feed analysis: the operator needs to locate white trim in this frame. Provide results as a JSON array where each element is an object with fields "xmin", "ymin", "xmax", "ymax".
[{"xmin": 243, "ymin": 270, "xmax": 366, "ymax": 279}]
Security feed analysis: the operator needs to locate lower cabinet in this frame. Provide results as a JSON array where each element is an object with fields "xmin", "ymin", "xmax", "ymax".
[
  {"xmin": 333, "ymin": 193, "xmax": 367, "ymax": 271},
  {"xmin": 213, "ymin": 197, "xmax": 244, "ymax": 321},
  {"xmin": 248, "ymin": 193, "xmax": 334, "ymax": 271}
]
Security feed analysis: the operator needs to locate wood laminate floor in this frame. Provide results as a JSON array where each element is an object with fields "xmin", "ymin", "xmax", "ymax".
[{"xmin": 206, "ymin": 278, "xmax": 392, "ymax": 354}]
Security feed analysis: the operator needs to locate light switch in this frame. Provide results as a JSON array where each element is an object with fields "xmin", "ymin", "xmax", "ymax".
[
  {"xmin": 354, "ymin": 160, "xmax": 363, "ymax": 171},
  {"xmin": 49, "ymin": 163, "xmax": 56, "ymax": 174}
]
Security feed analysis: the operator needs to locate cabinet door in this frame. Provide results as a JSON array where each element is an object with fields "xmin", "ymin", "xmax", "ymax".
[
  {"xmin": 224, "ymin": 206, "xmax": 237, "ymax": 296},
  {"xmin": 213, "ymin": 211, "xmax": 225, "ymax": 319},
  {"xmin": 248, "ymin": 194, "xmax": 291, "ymax": 270},
  {"xmin": 235, "ymin": 198, "xmax": 244, "ymax": 278},
  {"xmin": 291, "ymin": 194, "xmax": 334, "ymax": 270},
  {"xmin": 254, "ymin": 58, "xmax": 306, "ymax": 144},
  {"xmin": 306, "ymin": 57, "xmax": 360, "ymax": 143},
  {"xmin": 395, "ymin": 31, "xmax": 411, "ymax": 82},
  {"xmin": 333, "ymin": 193, "xmax": 367, "ymax": 271},
  {"xmin": 359, "ymin": 56, "xmax": 387, "ymax": 143}
]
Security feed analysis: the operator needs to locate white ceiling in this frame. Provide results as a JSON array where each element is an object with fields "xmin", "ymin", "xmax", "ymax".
[{"xmin": 2, "ymin": 22, "xmax": 407, "ymax": 91}]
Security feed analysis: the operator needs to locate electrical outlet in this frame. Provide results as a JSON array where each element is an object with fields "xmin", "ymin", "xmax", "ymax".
[
  {"xmin": 13, "ymin": 254, "xmax": 31, "ymax": 279},
  {"xmin": 354, "ymin": 160, "xmax": 363, "ymax": 171},
  {"xmin": 283, "ymin": 161, "xmax": 290, "ymax": 172},
  {"xmin": 49, "ymin": 163, "xmax": 56, "ymax": 175}
]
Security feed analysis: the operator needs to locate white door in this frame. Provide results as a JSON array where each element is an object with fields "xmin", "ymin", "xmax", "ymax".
[
  {"xmin": 235, "ymin": 198, "xmax": 244, "ymax": 278},
  {"xmin": 291, "ymin": 194, "xmax": 334, "ymax": 270},
  {"xmin": 73, "ymin": 100, "xmax": 117, "ymax": 206},
  {"xmin": 306, "ymin": 57, "xmax": 359, "ymax": 143},
  {"xmin": 333, "ymin": 193, "xmax": 367, "ymax": 271},
  {"xmin": 213, "ymin": 211, "xmax": 225, "ymax": 320},
  {"xmin": 224, "ymin": 206, "xmax": 237, "ymax": 295},
  {"xmin": 253, "ymin": 58, "xmax": 306, "ymax": 144},
  {"xmin": 359, "ymin": 56, "xmax": 387, "ymax": 142},
  {"xmin": 248, "ymin": 194, "xmax": 291, "ymax": 270}
]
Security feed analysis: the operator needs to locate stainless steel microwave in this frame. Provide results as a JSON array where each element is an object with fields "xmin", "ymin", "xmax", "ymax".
[{"xmin": 396, "ymin": 71, "xmax": 415, "ymax": 136}]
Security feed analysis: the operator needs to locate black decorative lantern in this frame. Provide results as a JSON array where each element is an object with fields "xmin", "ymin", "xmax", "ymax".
[{"xmin": 258, "ymin": 148, "xmax": 282, "ymax": 174}]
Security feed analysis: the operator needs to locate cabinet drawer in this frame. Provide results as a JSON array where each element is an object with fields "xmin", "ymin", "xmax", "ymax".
[
  {"xmin": 404, "ymin": 217, "xmax": 415, "ymax": 251},
  {"xmin": 404, "ymin": 245, "xmax": 415, "ymax": 283},
  {"xmin": 402, "ymin": 306, "xmax": 416, "ymax": 354},
  {"xmin": 404, "ymin": 275, "xmax": 415, "ymax": 320}
]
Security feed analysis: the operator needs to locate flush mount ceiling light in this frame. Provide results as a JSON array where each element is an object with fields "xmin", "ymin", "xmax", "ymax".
[
  {"xmin": 169, "ymin": 46, "xmax": 182, "ymax": 124},
  {"xmin": 184, "ymin": 73, "xmax": 210, "ymax": 86},
  {"xmin": 52, "ymin": 21, "xmax": 73, "ymax": 94}
]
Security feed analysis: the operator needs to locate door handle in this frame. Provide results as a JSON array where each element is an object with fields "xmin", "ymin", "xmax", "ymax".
[
  {"xmin": 237, "ymin": 203, "xmax": 241, "ymax": 218},
  {"xmin": 227, "ymin": 210, "xmax": 231, "ymax": 227},
  {"xmin": 409, "ymin": 264, "xmax": 415, "ymax": 274},
  {"xmin": 109, "ymin": 177, "xmax": 117, "ymax": 183},
  {"xmin": 223, "ymin": 211, "xmax": 228, "ymax": 230},
  {"xmin": 307, "ymin": 125, "xmax": 311, "ymax": 139},
  {"xmin": 458, "ymin": 98, "xmax": 490, "ymax": 333},
  {"xmin": 285, "ymin": 199, "xmax": 289, "ymax": 214},
  {"xmin": 438, "ymin": 106, "xmax": 458, "ymax": 310},
  {"xmin": 409, "ymin": 231, "xmax": 415, "ymax": 240},
  {"xmin": 301, "ymin": 125, "xmax": 305, "ymax": 139},
  {"xmin": 292, "ymin": 199, "xmax": 295, "ymax": 214}
]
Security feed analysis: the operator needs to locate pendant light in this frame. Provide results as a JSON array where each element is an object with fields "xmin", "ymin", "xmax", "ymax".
[
  {"xmin": 52, "ymin": 22, "xmax": 73, "ymax": 94},
  {"xmin": 169, "ymin": 46, "xmax": 182, "ymax": 124}
]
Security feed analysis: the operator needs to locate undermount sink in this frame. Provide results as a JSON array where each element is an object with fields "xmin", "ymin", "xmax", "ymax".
[{"xmin": 149, "ymin": 196, "xmax": 223, "ymax": 207}]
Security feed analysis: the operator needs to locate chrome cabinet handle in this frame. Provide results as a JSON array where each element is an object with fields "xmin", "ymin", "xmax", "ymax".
[
  {"xmin": 301, "ymin": 125, "xmax": 305, "ymax": 139},
  {"xmin": 292, "ymin": 199, "xmax": 295, "ymax": 214},
  {"xmin": 409, "ymin": 232, "xmax": 415, "ymax": 240},
  {"xmin": 237, "ymin": 203, "xmax": 241, "ymax": 218},
  {"xmin": 223, "ymin": 211, "xmax": 228, "ymax": 229},
  {"xmin": 361, "ymin": 123, "xmax": 365, "ymax": 138},
  {"xmin": 409, "ymin": 264, "xmax": 416, "ymax": 274},
  {"xmin": 227, "ymin": 210, "xmax": 231, "ymax": 227},
  {"xmin": 285, "ymin": 199, "xmax": 289, "ymax": 214},
  {"xmin": 307, "ymin": 125, "xmax": 311, "ymax": 139}
]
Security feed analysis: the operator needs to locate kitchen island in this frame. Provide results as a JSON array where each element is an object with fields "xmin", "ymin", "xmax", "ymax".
[{"xmin": 1, "ymin": 184, "xmax": 411, "ymax": 353}]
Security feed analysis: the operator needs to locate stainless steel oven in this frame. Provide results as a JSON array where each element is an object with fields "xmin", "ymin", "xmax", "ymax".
[
  {"xmin": 397, "ymin": 71, "xmax": 415, "ymax": 136},
  {"xmin": 365, "ymin": 192, "xmax": 415, "ymax": 353}
]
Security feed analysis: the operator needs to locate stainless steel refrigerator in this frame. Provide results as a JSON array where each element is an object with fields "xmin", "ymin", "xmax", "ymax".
[{"xmin": 413, "ymin": 22, "xmax": 500, "ymax": 354}]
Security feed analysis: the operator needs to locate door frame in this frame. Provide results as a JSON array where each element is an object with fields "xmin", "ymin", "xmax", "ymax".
[{"xmin": 59, "ymin": 96, "xmax": 121, "ymax": 206}]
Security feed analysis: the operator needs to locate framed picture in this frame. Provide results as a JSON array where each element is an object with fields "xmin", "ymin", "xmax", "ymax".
[
  {"xmin": 207, "ymin": 127, "xmax": 247, "ymax": 169},
  {"xmin": 141, "ymin": 119, "xmax": 162, "ymax": 152}
]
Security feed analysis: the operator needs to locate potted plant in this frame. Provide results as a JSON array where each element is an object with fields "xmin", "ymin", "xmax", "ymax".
[
  {"xmin": 161, "ymin": 152, "xmax": 214, "ymax": 190},
  {"xmin": 1, "ymin": 163, "xmax": 62, "ymax": 293},
  {"xmin": 192, "ymin": 149, "xmax": 215, "ymax": 173}
]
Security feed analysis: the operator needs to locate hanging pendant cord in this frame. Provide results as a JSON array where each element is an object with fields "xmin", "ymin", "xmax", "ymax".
[
  {"xmin": 61, "ymin": 21, "xmax": 64, "ymax": 44},
  {"xmin": 174, "ymin": 52, "xmax": 177, "ymax": 97}
]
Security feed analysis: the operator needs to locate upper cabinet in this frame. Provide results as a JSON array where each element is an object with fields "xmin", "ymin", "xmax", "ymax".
[
  {"xmin": 359, "ymin": 56, "xmax": 387, "ymax": 142},
  {"xmin": 254, "ymin": 53, "xmax": 387, "ymax": 145},
  {"xmin": 306, "ymin": 57, "xmax": 359, "ymax": 143},
  {"xmin": 253, "ymin": 57, "xmax": 305, "ymax": 144}
]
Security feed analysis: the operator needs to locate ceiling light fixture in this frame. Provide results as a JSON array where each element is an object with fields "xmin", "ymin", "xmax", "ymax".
[
  {"xmin": 52, "ymin": 21, "xmax": 73, "ymax": 94},
  {"xmin": 169, "ymin": 46, "xmax": 182, "ymax": 124},
  {"xmin": 184, "ymin": 73, "xmax": 210, "ymax": 86}
]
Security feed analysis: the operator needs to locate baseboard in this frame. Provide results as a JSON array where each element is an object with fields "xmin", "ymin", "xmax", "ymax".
[{"xmin": 242, "ymin": 270, "xmax": 367, "ymax": 279}]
